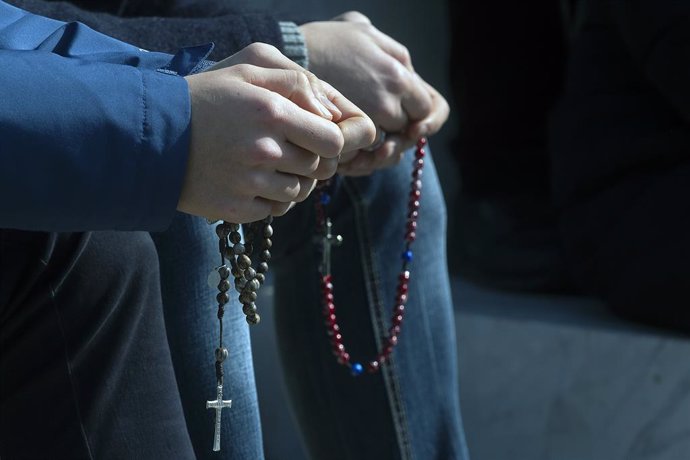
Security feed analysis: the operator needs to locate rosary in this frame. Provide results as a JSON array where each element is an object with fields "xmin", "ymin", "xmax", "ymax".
[{"xmin": 206, "ymin": 137, "xmax": 427, "ymax": 451}]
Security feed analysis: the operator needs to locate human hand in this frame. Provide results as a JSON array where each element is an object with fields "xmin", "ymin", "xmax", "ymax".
[
  {"xmin": 179, "ymin": 44, "xmax": 375, "ymax": 223},
  {"xmin": 300, "ymin": 12, "xmax": 449, "ymax": 176},
  {"xmin": 209, "ymin": 43, "xmax": 375, "ymax": 157}
]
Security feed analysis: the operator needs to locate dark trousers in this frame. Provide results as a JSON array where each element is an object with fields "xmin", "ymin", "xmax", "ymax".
[{"xmin": 0, "ymin": 230, "xmax": 195, "ymax": 459}]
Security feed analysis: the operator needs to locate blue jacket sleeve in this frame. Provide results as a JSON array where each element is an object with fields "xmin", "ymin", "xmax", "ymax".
[{"xmin": 0, "ymin": 1, "xmax": 193, "ymax": 231}]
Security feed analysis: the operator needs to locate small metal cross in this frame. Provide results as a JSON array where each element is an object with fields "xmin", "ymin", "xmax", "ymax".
[
  {"xmin": 317, "ymin": 218, "xmax": 343, "ymax": 275},
  {"xmin": 206, "ymin": 384, "xmax": 232, "ymax": 452}
]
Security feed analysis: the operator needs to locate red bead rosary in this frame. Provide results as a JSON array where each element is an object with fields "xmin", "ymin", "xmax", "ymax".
[{"xmin": 314, "ymin": 138, "xmax": 427, "ymax": 376}]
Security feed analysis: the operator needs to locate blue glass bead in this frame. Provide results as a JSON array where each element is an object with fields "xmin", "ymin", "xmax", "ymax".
[
  {"xmin": 351, "ymin": 362, "xmax": 364, "ymax": 376},
  {"xmin": 402, "ymin": 250, "xmax": 413, "ymax": 262},
  {"xmin": 320, "ymin": 193, "xmax": 332, "ymax": 205}
]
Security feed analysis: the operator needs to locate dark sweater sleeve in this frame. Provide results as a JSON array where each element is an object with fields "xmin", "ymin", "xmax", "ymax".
[
  {"xmin": 609, "ymin": 0, "xmax": 690, "ymax": 123},
  {"xmin": 6, "ymin": 0, "xmax": 283, "ymax": 60}
]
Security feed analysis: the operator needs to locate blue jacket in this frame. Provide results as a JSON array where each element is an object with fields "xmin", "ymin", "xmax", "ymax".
[{"xmin": 0, "ymin": 1, "xmax": 206, "ymax": 231}]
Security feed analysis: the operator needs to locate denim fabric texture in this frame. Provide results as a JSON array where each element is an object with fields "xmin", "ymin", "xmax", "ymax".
[{"xmin": 154, "ymin": 147, "xmax": 469, "ymax": 460}]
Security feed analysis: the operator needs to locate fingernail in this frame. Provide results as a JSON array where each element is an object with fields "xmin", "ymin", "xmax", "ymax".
[
  {"xmin": 315, "ymin": 98, "xmax": 333, "ymax": 119},
  {"xmin": 319, "ymin": 94, "xmax": 342, "ymax": 116}
]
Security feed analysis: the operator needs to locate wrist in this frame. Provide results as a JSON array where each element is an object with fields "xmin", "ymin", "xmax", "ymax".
[{"xmin": 279, "ymin": 21, "xmax": 309, "ymax": 69}]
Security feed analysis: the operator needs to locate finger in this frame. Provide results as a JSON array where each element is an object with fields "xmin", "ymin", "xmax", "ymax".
[
  {"xmin": 400, "ymin": 72, "xmax": 434, "ymax": 122},
  {"xmin": 338, "ymin": 133, "xmax": 411, "ymax": 175},
  {"xmin": 280, "ymin": 101, "xmax": 344, "ymax": 158},
  {"xmin": 213, "ymin": 47, "xmax": 341, "ymax": 121},
  {"xmin": 239, "ymin": 170, "xmax": 303, "ymax": 203},
  {"xmin": 264, "ymin": 139, "xmax": 321, "ymax": 177},
  {"xmin": 311, "ymin": 156, "xmax": 339, "ymax": 180},
  {"xmin": 319, "ymin": 81, "xmax": 377, "ymax": 152},
  {"xmin": 294, "ymin": 176, "xmax": 318, "ymax": 202},
  {"xmin": 370, "ymin": 27, "xmax": 414, "ymax": 71},
  {"xmin": 236, "ymin": 64, "xmax": 334, "ymax": 120},
  {"xmin": 332, "ymin": 11, "xmax": 371, "ymax": 24},
  {"xmin": 268, "ymin": 200, "xmax": 296, "ymax": 216},
  {"xmin": 217, "ymin": 198, "xmax": 273, "ymax": 225},
  {"xmin": 406, "ymin": 81, "xmax": 450, "ymax": 139}
]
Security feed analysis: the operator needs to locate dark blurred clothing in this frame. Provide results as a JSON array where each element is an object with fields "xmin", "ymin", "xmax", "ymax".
[
  {"xmin": 551, "ymin": 0, "xmax": 690, "ymax": 331},
  {"xmin": 447, "ymin": 0, "xmax": 572, "ymax": 292},
  {"xmin": 8, "ymin": 0, "xmax": 282, "ymax": 61},
  {"xmin": 448, "ymin": 0, "xmax": 567, "ymax": 196}
]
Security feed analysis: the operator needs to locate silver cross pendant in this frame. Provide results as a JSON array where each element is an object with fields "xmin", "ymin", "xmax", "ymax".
[{"xmin": 206, "ymin": 384, "xmax": 232, "ymax": 452}]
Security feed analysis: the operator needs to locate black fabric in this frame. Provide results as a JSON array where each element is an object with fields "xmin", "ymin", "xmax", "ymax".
[
  {"xmin": 551, "ymin": 0, "xmax": 690, "ymax": 332},
  {"xmin": 0, "ymin": 230, "xmax": 195, "ymax": 458},
  {"xmin": 448, "ymin": 0, "xmax": 567, "ymax": 196},
  {"xmin": 7, "ymin": 0, "xmax": 283, "ymax": 61}
]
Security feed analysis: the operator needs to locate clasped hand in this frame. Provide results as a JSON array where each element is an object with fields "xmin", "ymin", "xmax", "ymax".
[
  {"xmin": 301, "ymin": 11, "xmax": 450, "ymax": 176},
  {"xmin": 179, "ymin": 43, "xmax": 376, "ymax": 224}
]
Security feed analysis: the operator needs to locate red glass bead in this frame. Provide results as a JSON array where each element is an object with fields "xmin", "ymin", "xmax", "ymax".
[
  {"xmin": 412, "ymin": 168, "xmax": 423, "ymax": 179},
  {"xmin": 325, "ymin": 313, "xmax": 337, "ymax": 326},
  {"xmin": 333, "ymin": 343, "xmax": 345, "ymax": 355},
  {"xmin": 322, "ymin": 282, "xmax": 334, "ymax": 293},
  {"xmin": 397, "ymin": 283, "xmax": 409, "ymax": 294},
  {"xmin": 325, "ymin": 293, "xmax": 334, "ymax": 303},
  {"xmin": 367, "ymin": 361, "xmax": 380, "ymax": 373},
  {"xmin": 333, "ymin": 333, "xmax": 343, "ymax": 343},
  {"xmin": 337, "ymin": 352, "xmax": 351, "ymax": 364},
  {"xmin": 392, "ymin": 314, "xmax": 404, "ymax": 326},
  {"xmin": 408, "ymin": 210, "xmax": 419, "ymax": 221},
  {"xmin": 407, "ymin": 221, "xmax": 418, "ymax": 232},
  {"xmin": 417, "ymin": 137, "xmax": 427, "ymax": 147},
  {"xmin": 409, "ymin": 200, "xmax": 421, "ymax": 210},
  {"xmin": 410, "ymin": 190, "xmax": 421, "ymax": 201},
  {"xmin": 389, "ymin": 335, "xmax": 399, "ymax": 346},
  {"xmin": 377, "ymin": 354, "xmax": 387, "ymax": 364},
  {"xmin": 395, "ymin": 304, "xmax": 405, "ymax": 315},
  {"xmin": 416, "ymin": 148, "xmax": 426, "ymax": 158},
  {"xmin": 390, "ymin": 325, "xmax": 401, "ymax": 336},
  {"xmin": 405, "ymin": 231, "xmax": 416, "ymax": 242},
  {"xmin": 400, "ymin": 271, "xmax": 411, "ymax": 281},
  {"xmin": 383, "ymin": 345, "xmax": 394, "ymax": 357},
  {"xmin": 327, "ymin": 324, "xmax": 340, "ymax": 335},
  {"xmin": 397, "ymin": 293, "xmax": 408, "ymax": 304}
]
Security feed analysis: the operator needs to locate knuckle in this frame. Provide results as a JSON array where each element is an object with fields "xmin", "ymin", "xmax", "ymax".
[
  {"xmin": 254, "ymin": 93, "xmax": 285, "ymax": 123},
  {"xmin": 383, "ymin": 61, "xmax": 411, "ymax": 95},
  {"xmin": 315, "ymin": 158, "xmax": 338, "ymax": 180},
  {"xmin": 246, "ymin": 42, "xmax": 278, "ymax": 59},
  {"xmin": 294, "ymin": 178, "xmax": 315, "ymax": 202},
  {"xmin": 374, "ymin": 102, "xmax": 404, "ymax": 130},
  {"xmin": 271, "ymin": 202, "xmax": 292, "ymax": 216},
  {"xmin": 286, "ymin": 177, "xmax": 302, "ymax": 200},
  {"xmin": 251, "ymin": 137, "xmax": 282, "ymax": 165},
  {"xmin": 399, "ymin": 46, "xmax": 412, "ymax": 66},
  {"xmin": 232, "ymin": 63, "xmax": 253, "ymax": 79},
  {"xmin": 295, "ymin": 71, "xmax": 311, "ymax": 90}
]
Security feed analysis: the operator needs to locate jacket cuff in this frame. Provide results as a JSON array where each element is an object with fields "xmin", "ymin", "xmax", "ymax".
[{"xmin": 137, "ymin": 69, "xmax": 192, "ymax": 231}]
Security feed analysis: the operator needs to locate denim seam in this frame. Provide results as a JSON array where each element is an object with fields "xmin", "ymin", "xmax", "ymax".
[
  {"xmin": 343, "ymin": 177, "xmax": 414, "ymax": 460},
  {"xmin": 50, "ymin": 286, "xmax": 95, "ymax": 460}
]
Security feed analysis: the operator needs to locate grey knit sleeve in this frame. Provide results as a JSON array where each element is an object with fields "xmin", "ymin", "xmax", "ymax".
[{"xmin": 279, "ymin": 21, "xmax": 309, "ymax": 69}]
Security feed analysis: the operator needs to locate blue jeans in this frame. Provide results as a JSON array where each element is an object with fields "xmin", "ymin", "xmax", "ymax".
[{"xmin": 154, "ymin": 147, "xmax": 469, "ymax": 460}]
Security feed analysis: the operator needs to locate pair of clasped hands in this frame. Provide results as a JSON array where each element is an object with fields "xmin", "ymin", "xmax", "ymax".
[{"xmin": 178, "ymin": 12, "xmax": 449, "ymax": 223}]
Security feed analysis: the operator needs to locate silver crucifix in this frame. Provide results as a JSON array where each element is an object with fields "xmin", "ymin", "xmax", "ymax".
[
  {"xmin": 317, "ymin": 218, "xmax": 343, "ymax": 275},
  {"xmin": 206, "ymin": 384, "xmax": 232, "ymax": 452}
]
